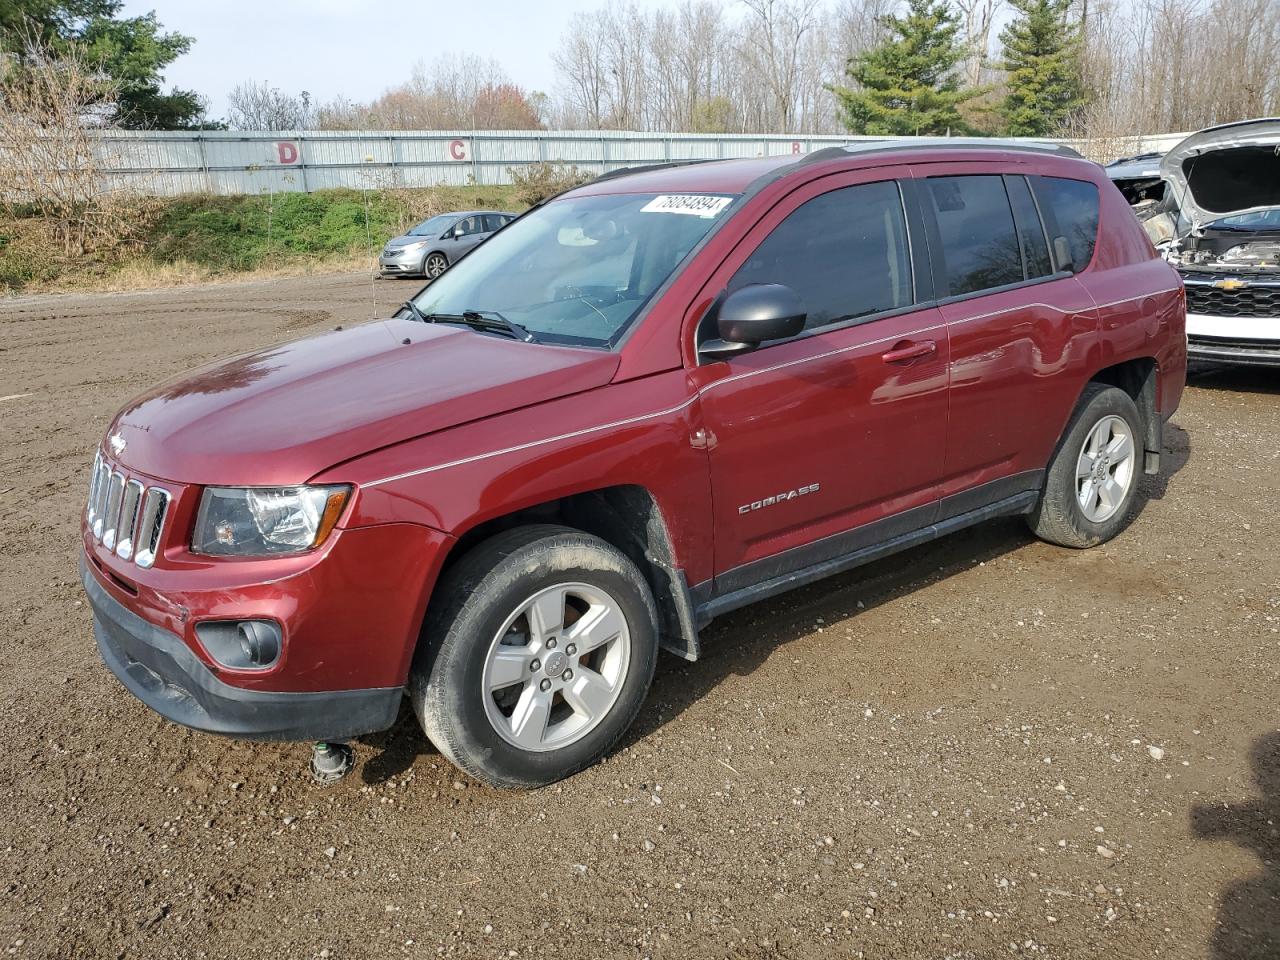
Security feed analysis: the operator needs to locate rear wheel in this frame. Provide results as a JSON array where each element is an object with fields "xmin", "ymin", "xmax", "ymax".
[
  {"xmin": 1028, "ymin": 383, "xmax": 1142, "ymax": 548},
  {"xmin": 423, "ymin": 252, "xmax": 448, "ymax": 279},
  {"xmin": 411, "ymin": 525, "xmax": 659, "ymax": 788}
]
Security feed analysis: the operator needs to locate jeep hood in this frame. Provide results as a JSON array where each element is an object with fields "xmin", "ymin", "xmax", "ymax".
[
  {"xmin": 1160, "ymin": 118, "xmax": 1280, "ymax": 230},
  {"xmin": 107, "ymin": 317, "xmax": 619, "ymax": 486}
]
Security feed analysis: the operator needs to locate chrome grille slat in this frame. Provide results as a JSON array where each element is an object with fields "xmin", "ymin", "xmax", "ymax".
[
  {"xmin": 115, "ymin": 480, "xmax": 144, "ymax": 560},
  {"xmin": 85, "ymin": 454, "xmax": 172, "ymax": 569},
  {"xmin": 134, "ymin": 487, "xmax": 170, "ymax": 569},
  {"xmin": 90, "ymin": 458, "xmax": 112, "ymax": 539},
  {"xmin": 101, "ymin": 472, "xmax": 125, "ymax": 550},
  {"xmin": 86, "ymin": 452, "xmax": 103, "ymax": 527}
]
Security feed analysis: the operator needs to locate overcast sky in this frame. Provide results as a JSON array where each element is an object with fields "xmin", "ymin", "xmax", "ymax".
[{"xmin": 121, "ymin": 0, "xmax": 674, "ymax": 120}]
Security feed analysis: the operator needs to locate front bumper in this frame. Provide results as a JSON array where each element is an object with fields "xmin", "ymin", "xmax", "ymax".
[
  {"xmin": 378, "ymin": 248, "xmax": 425, "ymax": 275},
  {"xmin": 1186, "ymin": 311, "xmax": 1280, "ymax": 367},
  {"xmin": 84, "ymin": 559, "xmax": 403, "ymax": 741}
]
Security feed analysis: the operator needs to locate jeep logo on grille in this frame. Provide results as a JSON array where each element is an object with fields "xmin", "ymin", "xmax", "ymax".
[{"xmin": 738, "ymin": 483, "xmax": 820, "ymax": 515}]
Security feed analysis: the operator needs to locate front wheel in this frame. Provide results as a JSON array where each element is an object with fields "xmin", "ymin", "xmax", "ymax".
[
  {"xmin": 412, "ymin": 525, "xmax": 659, "ymax": 788},
  {"xmin": 1028, "ymin": 383, "xmax": 1143, "ymax": 548},
  {"xmin": 423, "ymin": 252, "xmax": 448, "ymax": 279}
]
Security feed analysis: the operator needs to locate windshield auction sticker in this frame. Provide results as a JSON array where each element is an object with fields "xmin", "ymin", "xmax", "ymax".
[{"xmin": 640, "ymin": 195, "xmax": 734, "ymax": 218}]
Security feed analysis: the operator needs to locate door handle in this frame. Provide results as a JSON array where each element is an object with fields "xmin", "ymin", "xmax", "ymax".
[{"xmin": 881, "ymin": 339, "xmax": 937, "ymax": 363}]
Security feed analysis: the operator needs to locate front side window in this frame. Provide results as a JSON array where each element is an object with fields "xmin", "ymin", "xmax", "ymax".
[
  {"xmin": 1034, "ymin": 176, "xmax": 1100, "ymax": 270},
  {"xmin": 455, "ymin": 216, "xmax": 483, "ymax": 237},
  {"xmin": 926, "ymin": 175, "xmax": 1024, "ymax": 296},
  {"xmin": 412, "ymin": 191, "xmax": 736, "ymax": 346},
  {"xmin": 408, "ymin": 214, "xmax": 457, "ymax": 237},
  {"xmin": 727, "ymin": 180, "xmax": 913, "ymax": 332}
]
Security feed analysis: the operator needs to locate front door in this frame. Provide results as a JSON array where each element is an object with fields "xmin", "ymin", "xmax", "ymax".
[{"xmin": 690, "ymin": 171, "xmax": 950, "ymax": 595}]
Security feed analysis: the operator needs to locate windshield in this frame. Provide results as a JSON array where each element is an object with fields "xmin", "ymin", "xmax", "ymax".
[
  {"xmin": 1206, "ymin": 209, "xmax": 1280, "ymax": 232},
  {"xmin": 408, "ymin": 214, "xmax": 459, "ymax": 237},
  {"xmin": 410, "ymin": 191, "xmax": 737, "ymax": 346}
]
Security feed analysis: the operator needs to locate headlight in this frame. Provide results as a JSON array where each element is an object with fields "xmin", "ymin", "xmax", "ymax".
[
  {"xmin": 192, "ymin": 485, "xmax": 350, "ymax": 557},
  {"xmin": 401, "ymin": 240, "xmax": 428, "ymax": 251}
]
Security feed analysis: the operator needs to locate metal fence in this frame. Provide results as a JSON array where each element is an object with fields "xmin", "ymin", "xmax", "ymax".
[{"xmin": 90, "ymin": 128, "xmax": 1191, "ymax": 197}]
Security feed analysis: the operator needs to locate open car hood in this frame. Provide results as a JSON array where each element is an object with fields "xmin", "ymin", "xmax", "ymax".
[{"xmin": 1160, "ymin": 118, "xmax": 1280, "ymax": 230}]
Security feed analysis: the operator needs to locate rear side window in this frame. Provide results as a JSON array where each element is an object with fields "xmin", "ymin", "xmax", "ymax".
[
  {"xmin": 728, "ymin": 180, "xmax": 913, "ymax": 331},
  {"xmin": 1034, "ymin": 177, "xmax": 1100, "ymax": 270},
  {"xmin": 483, "ymin": 214, "xmax": 506, "ymax": 231},
  {"xmin": 1005, "ymin": 176, "xmax": 1054, "ymax": 279},
  {"xmin": 925, "ymin": 175, "xmax": 1024, "ymax": 296}
]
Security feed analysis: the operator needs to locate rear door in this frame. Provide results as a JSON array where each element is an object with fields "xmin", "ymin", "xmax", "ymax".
[
  {"xmin": 913, "ymin": 166, "xmax": 1100, "ymax": 510},
  {"xmin": 691, "ymin": 169, "xmax": 950, "ymax": 594}
]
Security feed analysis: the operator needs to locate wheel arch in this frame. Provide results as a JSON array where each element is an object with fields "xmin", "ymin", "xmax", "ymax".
[
  {"xmin": 424, "ymin": 485, "xmax": 702, "ymax": 663},
  {"xmin": 1087, "ymin": 356, "xmax": 1161, "ymax": 473}
]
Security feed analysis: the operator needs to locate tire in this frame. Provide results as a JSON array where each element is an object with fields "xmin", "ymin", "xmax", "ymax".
[
  {"xmin": 423, "ymin": 252, "xmax": 448, "ymax": 279},
  {"xmin": 411, "ymin": 525, "xmax": 659, "ymax": 789},
  {"xmin": 1028, "ymin": 383, "xmax": 1143, "ymax": 548}
]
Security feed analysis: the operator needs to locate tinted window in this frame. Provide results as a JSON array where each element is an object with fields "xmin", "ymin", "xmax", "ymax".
[
  {"xmin": 456, "ymin": 216, "xmax": 483, "ymax": 237},
  {"xmin": 1005, "ymin": 176, "xmax": 1053, "ymax": 279},
  {"xmin": 727, "ymin": 181, "xmax": 912, "ymax": 331},
  {"xmin": 1035, "ymin": 177, "xmax": 1100, "ymax": 270},
  {"xmin": 926, "ymin": 176, "xmax": 1024, "ymax": 296},
  {"xmin": 482, "ymin": 214, "xmax": 504, "ymax": 232}
]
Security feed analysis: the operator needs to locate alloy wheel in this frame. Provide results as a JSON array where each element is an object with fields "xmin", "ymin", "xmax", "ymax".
[
  {"xmin": 480, "ymin": 582, "xmax": 631, "ymax": 752},
  {"xmin": 1075, "ymin": 414, "xmax": 1136, "ymax": 523}
]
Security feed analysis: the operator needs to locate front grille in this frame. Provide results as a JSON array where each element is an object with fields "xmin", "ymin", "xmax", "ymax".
[
  {"xmin": 86, "ymin": 451, "xmax": 171, "ymax": 569},
  {"xmin": 1184, "ymin": 278, "xmax": 1280, "ymax": 318}
]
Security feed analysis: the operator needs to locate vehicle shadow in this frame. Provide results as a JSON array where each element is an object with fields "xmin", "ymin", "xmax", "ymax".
[
  {"xmin": 1186, "ymin": 363, "xmax": 1280, "ymax": 396},
  {"xmin": 1190, "ymin": 732, "xmax": 1280, "ymax": 960},
  {"xmin": 627, "ymin": 516, "xmax": 1036, "ymax": 745},
  {"xmin": 1135, "ymin": 420, "xmax": 1191, "ymax": 506}
]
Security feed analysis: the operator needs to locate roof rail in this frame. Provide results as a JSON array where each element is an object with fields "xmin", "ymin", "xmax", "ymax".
[
  {"xmin": 590, "ymin": 158, "xmax": 719, "ymax": 184},
  {"xmin": 796, "ymin": 138, "xmax": 1084, "ymax": 165}
]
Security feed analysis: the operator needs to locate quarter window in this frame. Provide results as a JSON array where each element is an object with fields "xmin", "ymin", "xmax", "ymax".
[
  {"xmin": 926, "ymin": 175, "xmax": 1024, "ymax": 296},
  {"xmin": 1034, "ymin": 177, "xmax": 1100, "ymax": 270},
  {"xmin": 727, "ymin": 181, "xmax": 913, "ymax": 332}
]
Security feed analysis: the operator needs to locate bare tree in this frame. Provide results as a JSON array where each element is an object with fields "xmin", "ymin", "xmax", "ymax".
[
  {"xmin": 736, "ymin": 0, "xmax": 824, "ymax": 131},
  {"xmin": 0, "ymin": 28, "xmax": 151, "ymax": 256},
  {"xmin": 226, "ymin": 81, "xmax": 314, "ymax": 130},
  {"xmin": 954, "ymin": 0, "xmax": 1004, "ymax": 88}
]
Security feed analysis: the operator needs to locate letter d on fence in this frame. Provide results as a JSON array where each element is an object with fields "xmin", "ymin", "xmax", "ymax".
[{"xmin": 276, "ymin": 142, "xmax": 299, "ymax": 164}]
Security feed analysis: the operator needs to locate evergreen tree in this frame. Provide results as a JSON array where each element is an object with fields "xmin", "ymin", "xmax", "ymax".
[
  {"xmin": 0, "ymin": 1, "xmax": 208, "ymax": 128},
  {"xmin": 998, "ymin": 0, "xmax": 1085, "ymax": 136},
  {"xmin": 831, "ymin": 0, "xmax": 980, "ymax": 136}
]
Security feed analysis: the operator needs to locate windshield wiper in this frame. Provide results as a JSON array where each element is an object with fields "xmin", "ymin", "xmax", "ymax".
[
  {"xmin": 405, "ymin": 306, "xmax": 538, "ymax": 342},
  {"xmin": 461, "ymin": 310, "xmax": 536, "ymax": 342}
]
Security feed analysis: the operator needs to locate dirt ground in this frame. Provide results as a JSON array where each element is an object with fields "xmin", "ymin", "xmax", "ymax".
[{"xmin": 1, "ymin": 272, "xmax": 1277, "ymax": 960}]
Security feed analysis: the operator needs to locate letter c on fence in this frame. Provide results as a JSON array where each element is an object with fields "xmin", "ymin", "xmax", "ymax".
[
  {"xmin": 449, "ymin": 139, "xmax": 469, "ymax": 161},
  {"xmin": 277, "ymin": 142, "xmax": 299, "ymax": 164}
]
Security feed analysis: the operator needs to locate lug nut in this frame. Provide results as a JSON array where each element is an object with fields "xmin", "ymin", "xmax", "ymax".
[
  {"xmin": 562, "ymin": 669, "xmax": 574, "ymax": 681},
  {"xmin": 565, "ymin": 643, "xmax": 577, "ymax": 656},
  {"xmin": 546, "ymin": 638, "xmax": 557, "ymax": 649},
  {"xmin": 530, "ymin": 658, "xmax": 541, "ymax": 672},
  {"xmin": 539, "ymin": 678, "xmax": 552, "ymax": 692}
]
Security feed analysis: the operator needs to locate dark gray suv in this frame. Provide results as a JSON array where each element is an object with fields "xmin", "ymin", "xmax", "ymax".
[{"xmin": 378, "ymin": 210, "xmax": 517, "ymax": 279}]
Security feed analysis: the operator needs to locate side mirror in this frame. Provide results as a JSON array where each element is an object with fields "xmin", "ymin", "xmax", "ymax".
[
  {"xmin": 1052, "ymin": 236, "xmax": 1076, "ymax": 273},
  {"xmin": 700, "ymin": 283, "xmax": 806, "ymax": 360},
  {"xmin": 452, "ymin": 225, "xmax": 465, "ymax": 238}
]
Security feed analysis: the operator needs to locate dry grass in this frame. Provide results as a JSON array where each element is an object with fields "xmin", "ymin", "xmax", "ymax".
[{"xmin": 4, "ymin": 250, "xmax": 377, "ymax": 298}]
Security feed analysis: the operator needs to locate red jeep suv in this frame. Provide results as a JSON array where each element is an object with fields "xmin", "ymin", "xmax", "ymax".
[{"xmin": 82, "ymin": 142, "xmax": 1186, "ymax": 788}]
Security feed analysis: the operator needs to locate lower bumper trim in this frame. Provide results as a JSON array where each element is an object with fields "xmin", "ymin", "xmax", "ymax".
[
  {"xmin": 83, "ymin": 560, "xmax": 403, "ymax": 742},
  {"xmin": 1188, "ymin": 337, "xmax": 1280, "ymax": 368}
]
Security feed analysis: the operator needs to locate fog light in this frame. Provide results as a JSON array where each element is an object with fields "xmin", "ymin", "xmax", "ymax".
[
  {"xmin": 238, "ymin": 621, "xmax": 281, "ymax": 666},
  {"xmin": 195, "ymin": 619, "xmax": 282, "ymax": 670}
]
